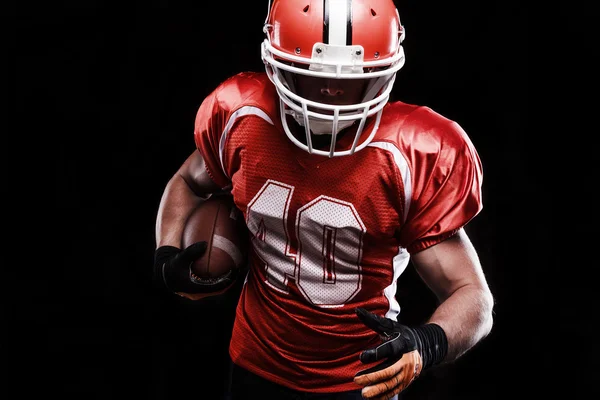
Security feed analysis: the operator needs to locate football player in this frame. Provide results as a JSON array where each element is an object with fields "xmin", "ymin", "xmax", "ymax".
[{"xmin": 153, "ymin": 0, "xmax": 495, "ymax": 399}]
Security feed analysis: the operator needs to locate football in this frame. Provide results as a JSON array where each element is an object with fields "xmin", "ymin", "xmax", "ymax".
[{"xmin": 181, "ymin": 192, "xmax": 248, "ymax": 295}]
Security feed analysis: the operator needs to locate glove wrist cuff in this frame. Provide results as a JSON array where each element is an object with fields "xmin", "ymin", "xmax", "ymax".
[
  {"xmin": 153, "ymin": 245, "xmax": 181, "ymax": 291},
  {"xmin": 154, "ymin": 246, "xmax": 180, "ymax": 265},
  {"xmin": 414, "ymin": 323, "xmax": 448, "ymax": 369}
]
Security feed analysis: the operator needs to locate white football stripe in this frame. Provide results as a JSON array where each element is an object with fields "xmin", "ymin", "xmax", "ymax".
[{"xmin": 212, "ymin": 234, "xmax": 244, "ymax": 267}]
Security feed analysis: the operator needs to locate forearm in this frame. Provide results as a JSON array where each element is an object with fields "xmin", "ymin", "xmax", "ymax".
[
  {"xmin": 427, "ymin": 284, "xmax": 494, "ymax": 362},
  {"xmin": 155, "ymin": 173, "xmax": 206, "ymax": 248}
]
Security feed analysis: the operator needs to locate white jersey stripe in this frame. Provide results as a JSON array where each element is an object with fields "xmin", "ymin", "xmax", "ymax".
[
  {"xmin": 384, "ymin": 247, "xmax": 410, "ymax": 321},
  {"xmin": 219, "ymin": 106, "xmax": 274, "ymax": 179},
  {"xmin": 368, "ymin": 140, "xmax": 413, "ymax": 325},
  {"xmin": 367, "ymin": 141, "xmax": 413, "ymax": 222}
]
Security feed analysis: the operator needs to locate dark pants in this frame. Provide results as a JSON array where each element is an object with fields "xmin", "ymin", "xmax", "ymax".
[{"xmin": 225, "ymin": 359, "xmax": 367, "ymax": 400}]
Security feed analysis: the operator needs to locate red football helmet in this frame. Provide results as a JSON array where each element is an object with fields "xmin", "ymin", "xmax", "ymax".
[{"xmin": 261, "ymin": 0, "xmax": 406, "ymax": 157}]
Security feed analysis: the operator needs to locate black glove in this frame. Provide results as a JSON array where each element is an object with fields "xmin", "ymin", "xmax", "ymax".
[
  {"xmin": 355, "ymin": 307, "xmax": 448, "ymax": 377},
  {"xmin": 153, "ymin": 242, "xmax": 237, "ymax": 294}
]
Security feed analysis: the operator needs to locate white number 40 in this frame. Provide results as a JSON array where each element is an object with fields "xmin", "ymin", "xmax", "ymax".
[{"xmin": 246, "ymin": 180, "xmax": 366, "ymax": 308}]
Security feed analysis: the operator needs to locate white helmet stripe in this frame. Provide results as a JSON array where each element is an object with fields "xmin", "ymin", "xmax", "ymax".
[{"xmin": 324, "ymin": 0, "xmax": 352, "ymax": 45}]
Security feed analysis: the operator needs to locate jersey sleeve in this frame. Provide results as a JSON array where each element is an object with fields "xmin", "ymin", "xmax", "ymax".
[
  {"xmin": 398, "ymin": 118, "xmax": 483, "ymax": 254},
  {"xmin": 193, "ymin": 87, "xmax": 232, "ymax": 189}
]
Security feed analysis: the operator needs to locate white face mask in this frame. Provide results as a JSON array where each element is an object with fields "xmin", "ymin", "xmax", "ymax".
[
  {"xmin": 262, "ymin": 41, "xmax": 405, "ymax": 157},
  {"xmin": 292, "ymin": 113, "xmax": 356, "ymax": 135}
]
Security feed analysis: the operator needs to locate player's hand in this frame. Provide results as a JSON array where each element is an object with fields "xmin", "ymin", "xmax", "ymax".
[
  {"xmin": 354, "ymin": 307, "xmax": 423, "ymax": 400},
  {"xmin": 153, "ymin": 243, "xmax": 235, "ymax": 297}
]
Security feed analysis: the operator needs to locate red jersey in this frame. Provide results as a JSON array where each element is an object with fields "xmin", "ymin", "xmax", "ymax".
[{"xmin": 194, "ymin": 72, "xmax": 482, "ymax": 393}]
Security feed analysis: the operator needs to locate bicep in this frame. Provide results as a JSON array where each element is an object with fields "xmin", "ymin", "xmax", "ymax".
[
  {"xmin": 410, "ymin": 228, "xmax": 488, "ymax": 302},
  {"xmin": 178, "ymin": 149, "xmax": 223, "ymax": 198}
]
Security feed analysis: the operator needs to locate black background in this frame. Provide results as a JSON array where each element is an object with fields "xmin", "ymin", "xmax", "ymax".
[{"xmin": 8, "ymin": 1, "xmax": 555, "ymax": 399}]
